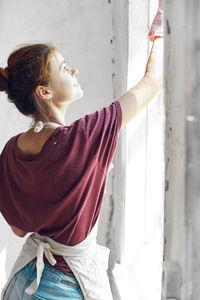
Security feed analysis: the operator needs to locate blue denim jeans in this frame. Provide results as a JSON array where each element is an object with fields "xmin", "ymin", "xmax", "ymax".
[{"xmin": 3, "ymin": 260, "xmax": 85, "ymax": 299}]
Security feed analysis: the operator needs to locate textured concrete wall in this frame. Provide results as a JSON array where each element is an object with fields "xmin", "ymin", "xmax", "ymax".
[
  {"xmin": 162, "ymin": 0, "xmax": 186, "ymax": 298},
  {"xmin": 162, "ymin": 0, "xmax": 200, "ymax": 299},
  {"xmin": 0, "ymin": 0, "xmax": 115, "ymax": 292},
  {"xmin": 184, "ymin": 0, "xmax": 200, "ymax": 298},
  {"xmin": 163, "ymin": 0, "xmax": 186, "ymax": 266}
]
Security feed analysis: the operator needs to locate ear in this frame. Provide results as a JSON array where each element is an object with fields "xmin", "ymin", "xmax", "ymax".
[{"xmin": 35, "ymin": 85, "xmax": 52, "ymax": 100}]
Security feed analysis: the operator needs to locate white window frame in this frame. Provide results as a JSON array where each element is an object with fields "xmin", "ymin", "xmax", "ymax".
[{"xmin": 109, "ymin": 1, "xmax": 165, "ymax": 299}]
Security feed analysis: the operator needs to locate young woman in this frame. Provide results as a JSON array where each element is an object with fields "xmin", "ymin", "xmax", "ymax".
[{"xmin": 0, "ymin": 37, "xmax": 163, "ymax": 300}]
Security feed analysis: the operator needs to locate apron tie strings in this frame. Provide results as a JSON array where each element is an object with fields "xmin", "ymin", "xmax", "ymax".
[{"xmin": 25, "ymin": 240, "xmax": 57, "ymax": 295}]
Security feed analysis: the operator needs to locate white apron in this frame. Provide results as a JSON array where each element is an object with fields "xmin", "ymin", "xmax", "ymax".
[{"xmin": 1, "ymin": 219, "xmax": 113, "ymax": 300}]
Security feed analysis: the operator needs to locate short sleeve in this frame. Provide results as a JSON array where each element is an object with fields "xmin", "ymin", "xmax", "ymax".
[{"xmin": 72, "ymin": 100, "xmax": 122, "ymax": 169}]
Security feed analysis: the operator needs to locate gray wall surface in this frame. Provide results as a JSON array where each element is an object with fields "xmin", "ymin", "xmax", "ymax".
[{"xmin": 163, "ymin": 0, "xmax": 200, "ymax": 299}]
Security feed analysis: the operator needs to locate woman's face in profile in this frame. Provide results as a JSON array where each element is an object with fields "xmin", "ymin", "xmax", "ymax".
[{"xmin": 49, "ymin": 50, "xmax": 84, "ymax": 105}]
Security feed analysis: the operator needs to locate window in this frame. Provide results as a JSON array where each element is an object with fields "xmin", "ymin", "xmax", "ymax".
[{"xmin": 110, "ymin": 1, "xmax": 165, "ymax": 299}]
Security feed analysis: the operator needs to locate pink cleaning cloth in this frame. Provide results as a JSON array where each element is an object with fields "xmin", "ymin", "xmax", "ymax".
[{"xmin": 148, "ymin": 0, "xmax": 164, "ymax": 42}]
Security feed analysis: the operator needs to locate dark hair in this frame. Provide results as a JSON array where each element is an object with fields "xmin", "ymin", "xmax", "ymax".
[{"xmin": 0, "ymin": 42, "xmax": 57, "ymax": 122}]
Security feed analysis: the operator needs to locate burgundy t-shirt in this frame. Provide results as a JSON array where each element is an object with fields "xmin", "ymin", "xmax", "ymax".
[{"xmin": 0, "ymin": 100, "xmax": 122, "ymax": 273}]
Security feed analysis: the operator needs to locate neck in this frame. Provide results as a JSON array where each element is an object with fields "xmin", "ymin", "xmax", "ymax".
[
  {"xmin": 34, "ymin": 119, "xmax": 65, "ymax": 126},
  {"xmin": 34, "ymin": 100, "xmax": 71, "ymax": 126}
]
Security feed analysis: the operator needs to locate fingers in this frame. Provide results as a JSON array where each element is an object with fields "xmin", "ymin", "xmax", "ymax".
[{"xmin": 153, "ymin": 37, "xmax": 164, "ymax": 48}]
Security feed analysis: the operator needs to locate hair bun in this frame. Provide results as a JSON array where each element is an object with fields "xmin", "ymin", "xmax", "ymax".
[
  {"xmin": 0, "ymin": 67, "xmax": 9, "ymax": 80},
  {"xmin": 0, "ymin": 67, "xmax": 9, "ymax": 93}
]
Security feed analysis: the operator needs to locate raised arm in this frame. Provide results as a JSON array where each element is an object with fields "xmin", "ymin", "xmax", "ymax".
[{"xmin": 118, "ymin": 38, "xmax": 163, "ymax": 128}]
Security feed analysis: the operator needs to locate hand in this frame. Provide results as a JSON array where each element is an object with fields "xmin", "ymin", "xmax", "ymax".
[
  {"xmin": 148, "ymin": 0, "xmax": 164, "ymax": 42},
  {"xmin": 144, "ymin": 38, "xmax": 164, "ymax": 90}
]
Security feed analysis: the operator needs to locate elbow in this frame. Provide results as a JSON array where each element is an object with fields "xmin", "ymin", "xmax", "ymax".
[
  {"xmin": 11, "ymin": 226, "xmax": 28, "ymax": 238},
  {"xmin": 17, "ymin": 232, "xmax": 27, "ymax": 238}
]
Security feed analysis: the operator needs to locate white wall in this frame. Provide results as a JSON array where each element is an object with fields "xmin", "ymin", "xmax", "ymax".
[{"xmin": 0, "ymin": 0, "xmax": 115, "ymax": 292}]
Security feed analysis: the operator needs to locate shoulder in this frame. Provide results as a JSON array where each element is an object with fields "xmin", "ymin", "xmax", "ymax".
[{"xmin": 1, "ymin": 135, "xmax": 16, "ymax": 157}]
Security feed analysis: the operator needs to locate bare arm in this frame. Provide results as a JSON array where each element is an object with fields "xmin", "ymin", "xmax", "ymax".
[{"xmin": 118, "ymin": 38, "xmax": 163, "ymax": 128}]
